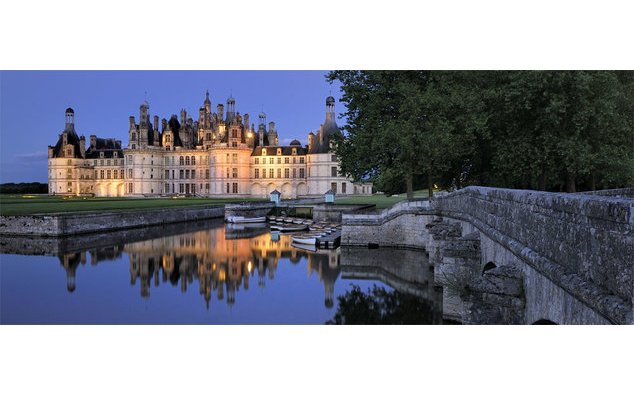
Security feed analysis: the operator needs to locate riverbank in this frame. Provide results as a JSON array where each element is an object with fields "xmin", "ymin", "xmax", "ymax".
[
  {"xmin": 0, "ymin": 195, "xmax": 265, "ymax": 216},
  {"xmin": 0, "ymin": 205, "xmax": 225, "ymax": 237}
]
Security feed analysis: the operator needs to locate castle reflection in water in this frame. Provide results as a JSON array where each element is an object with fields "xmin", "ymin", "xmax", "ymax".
[{"xmin": 57, "ymin": 225, "xmax": 340, "ymax": 309}]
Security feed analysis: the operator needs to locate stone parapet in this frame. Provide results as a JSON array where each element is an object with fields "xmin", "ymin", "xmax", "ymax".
[{"xmin": 0, "ymin": 206, "xmax": 224, "ymax": 237}]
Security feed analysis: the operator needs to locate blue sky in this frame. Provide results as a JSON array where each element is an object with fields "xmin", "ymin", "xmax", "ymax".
[{"xmin": 0, "ymin": 71, "xmax": 344, "ymax": 183}]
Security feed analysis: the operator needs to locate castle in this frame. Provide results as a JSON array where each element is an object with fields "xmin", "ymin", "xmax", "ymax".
[{"xmin": 48, "ymin": 93, "xmax": 372, "ymax": 198}]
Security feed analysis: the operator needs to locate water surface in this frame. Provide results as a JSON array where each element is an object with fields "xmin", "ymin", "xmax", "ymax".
[{"xmin": 0, "ymin": 220, "xmax": 444, "ymax": 324}]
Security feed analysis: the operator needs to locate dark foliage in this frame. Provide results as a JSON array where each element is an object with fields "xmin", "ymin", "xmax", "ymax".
[
  {"xmin": 328, "ymin": 284, "xmax": 437, "ymax": 325},
  {"xmin": 0, "ymin": 183, "xmax": 48, "ymax": 194},
  {"xmin": 327, "ymin": 70, "xmax": 634, "ymax": 194}
]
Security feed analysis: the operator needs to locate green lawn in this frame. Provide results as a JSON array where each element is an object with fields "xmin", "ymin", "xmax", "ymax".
[
  {"xmin": 0, "ymin": 194, "xmax": 266, "ymax": 216},
  {"xmin": 335, "ymin": 190, "xmax": 433, "ymax": 209}
]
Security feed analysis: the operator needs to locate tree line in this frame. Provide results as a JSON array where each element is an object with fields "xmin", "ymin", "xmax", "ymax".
[
  {"xmin": 0, "ymin": 183, "xmax": 48, "ymax": 194},
  {"xmin": 327, "ymin": 71, "xmax": 634, "ymax": 197}
]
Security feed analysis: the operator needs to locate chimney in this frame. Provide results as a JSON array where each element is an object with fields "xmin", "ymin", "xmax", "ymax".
[
  {"xmin": 129, "ymin": 116, "xmax": 135, "ymax": 127},
  {"xmin": 79, "ymin": 135, "xmax": 86, "ymax": 158},
  {"xmin": 161, "ymin": 119, "xmax": 167, "ymax": 132},
  {"xmin": 244, "ymin": 113, "xmax": 249, "ymax": 129},
  {"xmin": 90, "ymin": 135, "xmax": 97, "ymax": 149},
  {"xmin": 217, "ymin": 104, "xmax": 224, "ymax": 121},
  {"xmin": 154, "ymin": 115, "xmax": 159, "ymax": 131}
]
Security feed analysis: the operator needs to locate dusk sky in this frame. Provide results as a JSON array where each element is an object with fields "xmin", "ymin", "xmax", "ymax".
[{"xmin": 0, "ymin": 71, "xmax": 344, "ymax": 183}]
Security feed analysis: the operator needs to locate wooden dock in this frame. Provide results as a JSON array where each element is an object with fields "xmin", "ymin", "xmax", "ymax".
[{"xmin": 316, "ymin": 230, "xmax": 341, "ymax": 249}]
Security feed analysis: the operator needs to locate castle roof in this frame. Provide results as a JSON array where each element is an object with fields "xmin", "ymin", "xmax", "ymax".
[
  {"xmin": 251, "ymin": 145, "xmax": 307, "ymax": 156},
  {"xmin": 85, "ymin": 138, "xmax": 123, "ymax": 159},
  {"xmin": 49, "ymin": 129, "xmax": 82, "ymax": 158}
]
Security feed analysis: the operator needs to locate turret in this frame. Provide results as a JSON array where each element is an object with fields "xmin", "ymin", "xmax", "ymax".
[
  {"xmin": 226, "ymin": 96, "xmax": 236, "ymax": 122},
  {"xmin": 204, "ymin": 90, "xmax": 211, "ymax": 113},
  {"xmin": 308, "ymin": 132, "xmax": 315, "ymax": 152},
  {"xmin": 64, "ymin": 107, "xmax": 75, "ymax": 131},
  {"xmin": 139, "ymin": 101, "xmax": 149, "ymax": 147},
  {"xmin": 326, "ymin": 96, "xmax": 336, "ymax": 123}
]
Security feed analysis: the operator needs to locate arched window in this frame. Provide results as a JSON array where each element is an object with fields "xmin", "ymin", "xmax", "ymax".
[
  {"xmin": 179, "ymin": 156, "xmax": 184, "ymax": 165},
  {"xmin": 131, "ymin": 132, "xmax": 137, "ymax": 140},
  {"xmin": 185, "ymin": 156, "xmax": 190, "ymax": 166},
  {"xmin": 191, "ymin": 156, "xmax": 196, "ymax": 165}
]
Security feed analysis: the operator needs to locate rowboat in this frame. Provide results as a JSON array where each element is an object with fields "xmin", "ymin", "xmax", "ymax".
[
  {"xmin": 270, "ymin": 223, "xmax": 309, "ymax": 232},
  {"xmin": 291, "ymin": 234, "xmax": 318, "ymax": 245},
  {"xmin": 226, "ymin": 216, "xmax": 267, "ymax": 223}
]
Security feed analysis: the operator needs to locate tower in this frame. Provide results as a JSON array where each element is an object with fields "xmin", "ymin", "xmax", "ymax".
[
  {"xmin": 139, "ymin": 101, "xmax": 150, "ymax": 147},
  {"xmin": 65, "ymin": 107, "xmax": 75, "ymax": 131},
  {"xmin": 204, "ymin": 90, "xmax": 211, "ymax": 114}
]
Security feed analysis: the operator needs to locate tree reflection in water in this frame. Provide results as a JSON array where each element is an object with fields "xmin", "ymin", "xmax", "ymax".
[{"xmin": 328, "ymin": 284, "xmax": 441, "ymax": 325}]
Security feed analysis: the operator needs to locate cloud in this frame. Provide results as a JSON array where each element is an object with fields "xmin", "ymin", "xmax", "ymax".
[{"xmin": 14, "ymin": 151, "xmax": 48, "ymax": 162}]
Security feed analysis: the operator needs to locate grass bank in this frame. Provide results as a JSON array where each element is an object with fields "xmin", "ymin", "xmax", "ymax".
[
  {"xmin": 335, "ymin": 190, "xmax": 433, "ymax": 209},
  {"xmin": 0, "ymin": 195, "xmax": 265, "ymax": 216}
]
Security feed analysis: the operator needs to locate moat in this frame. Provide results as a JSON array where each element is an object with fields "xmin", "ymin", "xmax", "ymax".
[{"xmin": 0, "ymin": 219, "xmax": 446, "ymax": 324}]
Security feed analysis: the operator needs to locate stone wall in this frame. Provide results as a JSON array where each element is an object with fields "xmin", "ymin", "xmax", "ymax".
[
  {"xmin": 341, "ymin": 200, "xmax": 435, "ymax": 249},
  {"xmin": 341, "ymin": 186, "xmax": 633, "ymax": 324},
  {"xmin": 434, "ymin": 187, "xmax": 633, "ymax": 323},
  {"xmin": 0, "ymin": 218, "xmax": 224, "ymax": 256},
  {"xmin": 224, "ymin": 202, "xmax": 275, "ymax": 220},
  {"xmin": 312, "ymin": 204, "xmax": 375, "ymax": 223},
  {"xmin": 0, "ymin": 206, "xmax": 224, "ymax": 237}
]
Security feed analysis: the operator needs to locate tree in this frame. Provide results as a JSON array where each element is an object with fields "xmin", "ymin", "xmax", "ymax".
[
  {"xmin": 328, "ymin": 70, "xmax": 634, "ymax": 195},
  {"xmin": 327, "ymin": 71, "xmax": 434, "ymax": 198}
]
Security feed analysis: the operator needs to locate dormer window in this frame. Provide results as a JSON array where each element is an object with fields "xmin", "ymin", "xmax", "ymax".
[
  {"xmin": 100, "ymin": 152, "xmax": 104, "ymax": 158},
  {"xmin": 292, "ymin": 148, "xmax": 297, "ymax": 155},
  {"xmin": 114, "ymin": 152, "xmax": 118, "ymax": 158},
  {"xmin": 277, "ymin": 148, "xmax": 282, "ymax": 155},
  {"xmin": 262, "ymin": 148, "xmax": 267, "ymax": 156}
]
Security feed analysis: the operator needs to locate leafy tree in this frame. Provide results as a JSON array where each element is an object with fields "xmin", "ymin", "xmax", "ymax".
[
  {"xmin": 328, "ymin": 70, "xmax": 634, "ymax": 195},
  {"xmin": 327, "ymin": 71, "xmax": 433, "ymax": 198}
]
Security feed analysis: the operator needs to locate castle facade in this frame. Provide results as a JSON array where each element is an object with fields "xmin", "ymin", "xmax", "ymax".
[{"xmin": 48, "ymin": 93, "xmax": 372, "ymax": 198}]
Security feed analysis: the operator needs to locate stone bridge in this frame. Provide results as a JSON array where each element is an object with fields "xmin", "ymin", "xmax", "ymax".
[{"xmin": 341, "ymin": 187, "xmax": 634, "ymax": 325}]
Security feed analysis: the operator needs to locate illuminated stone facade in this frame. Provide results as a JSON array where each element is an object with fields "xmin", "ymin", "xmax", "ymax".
[{"xmin": 48, "ymin": 94, "xmax": 372, "ymax": 198}]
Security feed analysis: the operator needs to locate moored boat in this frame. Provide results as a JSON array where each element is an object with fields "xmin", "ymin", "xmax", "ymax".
[
  {"xmin": 291, "ymin": 234, "xmax": 318, "ymax": 245},
  {"xmin": 270, "ymin": 223, "xmax": 309, "ymax": 232},
  {"xmin": 226, "ymin": 216, "xmax": 267, "ymax": 223}
]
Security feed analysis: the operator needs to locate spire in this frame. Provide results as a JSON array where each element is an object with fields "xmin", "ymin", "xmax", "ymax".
[{"xmin": 204, "ymin": 89, "xmax": 210, "ymax": 104}]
